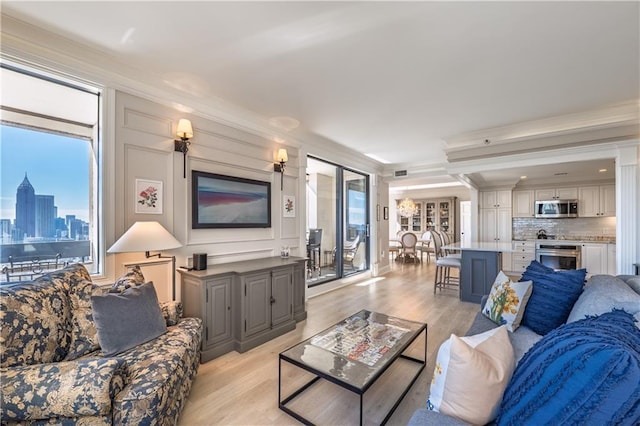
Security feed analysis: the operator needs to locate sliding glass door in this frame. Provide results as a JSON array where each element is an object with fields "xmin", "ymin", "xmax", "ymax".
[{"xmin": 306, "ymin": 156, "xmax": 369, "ymax": 286}]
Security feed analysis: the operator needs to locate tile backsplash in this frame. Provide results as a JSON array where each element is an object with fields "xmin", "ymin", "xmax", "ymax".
[{"xmin": 513, "ymin": 217, "xmax": 616, "ymax": 241}]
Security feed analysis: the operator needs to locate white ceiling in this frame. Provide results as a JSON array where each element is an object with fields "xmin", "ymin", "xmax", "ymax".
[{"xmin": 2, "ymin": 1, "xmax": 639, "ymax": 186}]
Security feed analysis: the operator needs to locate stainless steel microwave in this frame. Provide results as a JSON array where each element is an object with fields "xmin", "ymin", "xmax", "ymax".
[{"xmin": 534, "ymin": 200, "xmax": 579, "ymax": 218}]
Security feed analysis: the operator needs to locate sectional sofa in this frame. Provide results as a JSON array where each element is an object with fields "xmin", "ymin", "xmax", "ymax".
[{"xmin": 409, "ymin": 268, "xmax": 640, "ymax": 425}]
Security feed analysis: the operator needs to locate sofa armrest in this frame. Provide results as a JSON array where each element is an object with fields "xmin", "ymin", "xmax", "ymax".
[
  {"xmin": 159, "ymin": 301, "xmax": 183, "ymax": 326},
  {"xmin": 1, "ymin": 358, "xmax": 126, "ymax": 421}
]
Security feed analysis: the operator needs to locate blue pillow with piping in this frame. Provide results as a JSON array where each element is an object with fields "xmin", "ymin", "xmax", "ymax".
[
  {"xmin": 520, "ymin": 261, "xmax": 585, "ymax": 335},
  {"xmin": 497, "ymin": 310, "xmax": 640, "ymax": 425}
]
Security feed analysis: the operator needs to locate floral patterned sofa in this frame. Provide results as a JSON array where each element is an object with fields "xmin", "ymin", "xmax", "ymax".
[{"xmin": 0, "ymin": 263, "xmax": 203, "ymax": 425}]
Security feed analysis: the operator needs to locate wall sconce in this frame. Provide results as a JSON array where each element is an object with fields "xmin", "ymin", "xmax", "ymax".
[
  {"xmin": 273, "ymin": 148, "xmax": 288, "ymax": 190},
  {"xmin": 174, "ymin": 119, "xmax": 193, "ymax": 178}
]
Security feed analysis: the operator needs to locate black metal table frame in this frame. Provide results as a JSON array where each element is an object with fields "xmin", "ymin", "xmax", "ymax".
[{"xmin": 278, "ymin": 325, "xmax": 427, "ymax": 426}]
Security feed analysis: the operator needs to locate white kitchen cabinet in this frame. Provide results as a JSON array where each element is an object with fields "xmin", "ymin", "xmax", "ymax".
[
  {"xmin": 512, "ymin": 241, "xmax": 536, "ymax": 274},
  {"xmin": 581, "ymin": 243, "xmax": 608, "ymax": 276},
  {"xmin": 480, "ymin": 206, "xmax": 512, "ymax": 268},
  {"xmin": 579, "ymin": 185, "xmax": 615, "ymax": 217},
  {"xmin": 534, "ymin": 187, "xmax": 578, "ymax": 200},
  {"xmin": 480, "ymin": 208, "xmax": 511, "ymax": 242},
  {"xmin": 607, "ymin": 244, "xmax": 616, "ymax": 275},
  {"xmin": 480, "ymin": 190, "xmax": 511, "ymax": 209},
  {"xmin": 600, "ymin": 185, "xmax": 616, "ymax": 217},
  {"xmin": 512, "ymin": 190, "xmax": 535, "ymax": 218}
]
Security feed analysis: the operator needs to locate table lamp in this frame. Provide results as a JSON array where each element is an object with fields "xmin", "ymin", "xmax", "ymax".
[{"xmin": 108, "ymin": 221, "xmax": 182, "ymax": 300}]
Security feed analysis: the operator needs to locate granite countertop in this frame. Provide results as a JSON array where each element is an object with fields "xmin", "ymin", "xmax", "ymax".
[{"xmin": 513, "ymin": 237, "xmax": 616, "ymax": 244}]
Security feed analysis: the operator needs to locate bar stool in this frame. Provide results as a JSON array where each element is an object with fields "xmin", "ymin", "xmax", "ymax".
[{"xmin": 430, "ymin": 230, "xmax": 460, "ymax": 293}]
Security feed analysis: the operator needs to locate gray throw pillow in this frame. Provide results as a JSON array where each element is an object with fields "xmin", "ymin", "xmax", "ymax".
[{"xmin": 91, "ymin": 282, "xmax": 167, "ymax": 356}]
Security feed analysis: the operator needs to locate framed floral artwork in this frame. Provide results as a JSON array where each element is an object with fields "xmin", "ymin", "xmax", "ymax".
[
  {"xmin": 283, "ymin": 194, "xmax": 295, "ymax": 218},
  {"xmin": 135, "ymin": 179, "xmax": 163, "ymax": 214}
]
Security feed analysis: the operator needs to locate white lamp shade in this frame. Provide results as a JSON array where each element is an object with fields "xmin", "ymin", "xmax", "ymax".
[
  {"xmin": 277, "ymin": 148, "xmax": 288, "ymax": 163},
  {"xmin": 108, "ymin": 221, "xmax": 182, "ymax": 253},
  {"xmin": 176, "ymin": 119, "xmax": 193, "ymax": 139}
]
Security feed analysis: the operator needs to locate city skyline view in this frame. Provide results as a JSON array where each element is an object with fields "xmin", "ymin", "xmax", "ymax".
[{"xmin": 1, "ymin": 124, "xmax": 91, "ymax": 223}]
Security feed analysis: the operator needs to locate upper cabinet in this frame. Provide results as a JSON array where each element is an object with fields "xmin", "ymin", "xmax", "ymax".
[
  {"xmin": 512, "ymin": 190, "xmax": 535, "ymax": 218},
  {"xmin": 480, "ymin": 190, "xmax": 511, "ymax": 209},
  {"xmin": 578, "ymin": 184, "xmax": 615, "ymax": 217},
  {"xmin": 479, "ymin": 191, "xmax": 512, "ymax": 250},
  {"xmin": 534, "ymin": 187, "xmax": 578, "ymax": 200}
]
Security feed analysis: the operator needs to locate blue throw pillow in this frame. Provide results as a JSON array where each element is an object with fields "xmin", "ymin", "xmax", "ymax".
[
  {"xmin": 91, "ymin": 282, "xmax": 167, "ymax": 356},
  {"xmin": 520, "ymin": 261, "xmax": 586, "ymax": 335},
  {"xmin": 497, "ymin": 310, "xmax": 640, "ymax": 426}
]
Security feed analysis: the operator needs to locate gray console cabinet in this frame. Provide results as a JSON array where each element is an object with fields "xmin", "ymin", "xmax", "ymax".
[
  {"xmin": 292, "ymin": 261, "xmax": 306, "ymax": 321},
  {"xmin": 181, "ymin": 274, "xmax": 235, "ymax": 360},
  {"xmin": 206, "ymin": 276, "xmax": 233, "ymax": 345},
  {"xmin": 178, "ymin": 257, "xmax": 306, "ymax": 362}
]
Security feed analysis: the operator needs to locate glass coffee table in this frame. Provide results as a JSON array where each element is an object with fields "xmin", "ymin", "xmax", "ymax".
[{"xmin": 279, "ymin": 310, "xmax": 427, "ymax": 425}]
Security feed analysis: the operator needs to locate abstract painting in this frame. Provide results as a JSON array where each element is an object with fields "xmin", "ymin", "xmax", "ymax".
[{"xmin": 192, "ymin": 171, "xmax": 271, "ymax": 228}]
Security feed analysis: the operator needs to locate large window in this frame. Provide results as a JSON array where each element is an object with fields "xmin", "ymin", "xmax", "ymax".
[{"xmin": 0, "ymin": 64, "xmax": 101, "ymax": 282}]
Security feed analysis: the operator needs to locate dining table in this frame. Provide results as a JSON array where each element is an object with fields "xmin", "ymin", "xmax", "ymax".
[{"xmin": 390, "ymin": 236, "xmax": 431, "ymax": 262}]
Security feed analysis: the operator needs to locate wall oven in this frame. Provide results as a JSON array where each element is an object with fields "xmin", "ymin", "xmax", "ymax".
[{"xmin": 535, "ymin": 242, "xmax": 581, "ymax": 270}]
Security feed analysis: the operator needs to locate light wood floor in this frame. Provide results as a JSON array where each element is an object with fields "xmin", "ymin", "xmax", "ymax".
[{"xmin": 179, "ymin": 260, "xmax": 479, "ymax": 425}]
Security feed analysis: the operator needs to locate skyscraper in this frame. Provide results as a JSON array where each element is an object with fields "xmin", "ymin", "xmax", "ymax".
[
  {"xmin": 15, "ymin": 173, "xmax": 35, "ymax": 239},
  {"xmin": 36, "ymin": 195, "xmax": 55, "ymax": 238}
]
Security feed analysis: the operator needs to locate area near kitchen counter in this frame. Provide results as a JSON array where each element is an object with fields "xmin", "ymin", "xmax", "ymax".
[
  {"xmin": 511, "ymin": 238, "xmax": 615, "ymax": 276},
  {"xmin": 510, "ymin": 215, "xmax": 616, "ymax": 276}
]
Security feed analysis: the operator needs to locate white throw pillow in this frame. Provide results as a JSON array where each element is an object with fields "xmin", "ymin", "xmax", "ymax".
[
  {"xmin": 427, "ymin": 326, "xmax": 515, "ymax": 425},
  {"xmin": 483, "ymin": 271, "xmax": 533, "ymax": 332}
]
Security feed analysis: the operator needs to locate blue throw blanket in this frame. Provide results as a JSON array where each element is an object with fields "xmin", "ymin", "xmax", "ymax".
[{"xmin": 497, "ymin": 310, "xmax": 640, "ymax": 425}]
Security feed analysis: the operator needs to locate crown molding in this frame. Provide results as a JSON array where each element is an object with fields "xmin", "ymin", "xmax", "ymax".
[{"xmin": 444, "ymin": 100, "xmax": 639, "ymax": 161}]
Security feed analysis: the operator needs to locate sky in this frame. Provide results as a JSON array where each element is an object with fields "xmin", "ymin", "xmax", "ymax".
[{"xmin": 0, "ymin": 124, "xmax": 91, "ymax": 222}]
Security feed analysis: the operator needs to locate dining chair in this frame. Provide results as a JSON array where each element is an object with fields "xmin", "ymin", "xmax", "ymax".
[
  {"xmin": 400, "ymin": 232, "xmax": 419, "ymax": 263},
  {"xmin": 430, "ymin": 230, "xmax": 460, "ymax": 293},
  {"xmin": 417, "ymin": 231, "xmax": 433, "ymax": 263},
  {"xmin": 440, "ymin": 231, "xmax": 461, "ymax": 259},
  {"xmin": 389, "ymin": 232, "xmax": 402, "ymax": 261}
]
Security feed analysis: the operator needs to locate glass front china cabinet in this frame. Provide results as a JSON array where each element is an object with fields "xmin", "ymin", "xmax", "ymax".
[{"xmin": 397, "ymin": 197, "xmax": 456, "ymax": 238}]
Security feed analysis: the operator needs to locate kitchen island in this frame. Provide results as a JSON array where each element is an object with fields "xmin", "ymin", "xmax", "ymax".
[{"xmin": 442, "ymin": 241, "xmax": 513, "ymax": 303}]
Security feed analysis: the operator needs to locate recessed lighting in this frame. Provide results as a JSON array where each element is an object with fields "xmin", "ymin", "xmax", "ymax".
[
  {"xmin": 364, "ymin": 153, "xmax": 391, "ymax": 164},
  {"xmin": 520, "ymin": 175, "xmax": 527, "ymax": 180},
  {"xmin": 268, "ymin": 116, "xmax": 300, "ymax": 131},
  {"xmin": 599, "ymin": 168, "xmax": 607, "ymax": 173}
]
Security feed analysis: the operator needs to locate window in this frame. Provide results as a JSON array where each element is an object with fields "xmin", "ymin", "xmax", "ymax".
[{"xmin": 0, "ymin": 64, "xmax": 101, "ymax": 282}]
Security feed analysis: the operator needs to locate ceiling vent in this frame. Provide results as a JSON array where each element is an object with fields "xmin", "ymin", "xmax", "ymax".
[{"xmin": 394, "ymin": 170, "xmax": 408, "ymax": 177}]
